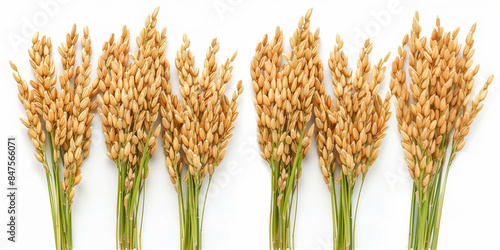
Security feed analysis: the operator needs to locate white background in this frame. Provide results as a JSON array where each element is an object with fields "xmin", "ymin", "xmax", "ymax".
[{"xmin": 0, "ymin": 0, "xmax": 499, "ymax": 249}]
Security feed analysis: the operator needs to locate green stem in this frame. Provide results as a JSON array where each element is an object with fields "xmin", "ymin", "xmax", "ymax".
[
  {"xmin": 274, "ymin": 168, "xmax": 280, "ymax": 249},
  {"xmin": 336, "ymin": 179, "xmax": 343, "ymax": 250},
  {"xmin": 271, "ymin": 159, "xmax": 279, "ymax": 249},
  {"xmin": 64, "ymin": 151, "xmax": 75, "ymax": 250},
  {"xmin": 280, "ymin": 205, "xmax": 286, "ymax": 249},
  {"xmin": 176, "ymin": 166, "xmax": 185, "ymax": 249},
  {"xmin": 192, "ymin": 181, "xmax": 200, "ymax": 250},
  {"xmin": 116, "ymin": 160, "xmax": 122, "ymax": 250},
  {"xmin": 177, "ymin": 192, "xmax": 184, "ymax": 249},
  {"xmin": 352, "ymin": 177, "xmax": 365, "ymax": 250},
  {"xmin": 125, "ymin": 131, "xmax": 151, "ymax": 249},
  {"xmin": 66, "ymin": 195, "xmax": 73, "ymax": 250},
  {"xmin": 281, "ymin": 148, "xmax": 303, "ymax": 211},
  {"xmin": 292, "ymin": 182, "xmax": 299, "ymax": 250},
  {"xmin": 347, "ymin": 185, "xmax": 353, "ymax": 250},
  {"xmin": 269, "ymin": 159, "xmax": 275, "ymax": 250},
  {"xmin": 340, "ymin": 173, "xmax": 352, "ymax": 250},
  {"xmin": 185, "ymin": 172, "xmax": 201, "ymax": 250},
  {"xmin": 119, "ymin": 164, "xmax": 127, "ymax": 249},
  {"xmin": 45, "ymin": 171, "xmax": 60, "ymax": 250},
  {"xmin": 330, "ymin": 174, "xmax": 337, "ymax": 250},
  {"xmin": 408, "ymin": 184, "xmax": 416, "ymax": 250},
  {"xmin": 138, "ymin": 157, "xmax": 149, "ymax": 250},
  {"xmin": 416, "ymin": 190, "xmax": 429, "ymax": 249},
  {"xmin": 199, "ymin": 176, "xmax": 212, "ymax": 249},
  {"xmin": 424, "ymin": 167, "xmax": 442, "ymax": 250},
  {"xmin": 51, "ymin": 142, "xmax": 66, "ymax": 249},
  {"xmin": 47, "ymin": 132, "xmax": 63, "ymax": 250},
  {"xmin": 284, "ymin": 153, "xmax": 302, "ymax": 249},
  {"xmin": 183, "ymin": 175, "xmax": 193, "ymax": 249},
  {"xmin": 431, "ymin": 146, "xmax": 456, "ymax": 250},
  {"xmin": 139, "ymin": 181, "xmax": 146, "ymax": 250},
  {"xmin": 286, "ymin": 183, "xmax": 294, "ymax": 249}
]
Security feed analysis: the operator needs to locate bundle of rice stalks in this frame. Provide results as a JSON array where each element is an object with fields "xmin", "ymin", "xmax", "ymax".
[
  {"xmin": 160, "ymin": 35, "xmax": 243, "ymax": 249},
  {"xmin": 314, "ymin": 35, "xmax": 392, "ymax": 250},
  {"xmin": 94, "ymin": 7, "xmax": 165, "ymax": 249},
  {"xmin": 251, "ymin": 9, "xmax": 320, "ymax": 249},
  {"xmin": 390, "ymin": 12, "xmax": 494, "ymax": 249},
  {"xmin": 11, "ymin": 24, "xmax": 96, "ymax": 250}
]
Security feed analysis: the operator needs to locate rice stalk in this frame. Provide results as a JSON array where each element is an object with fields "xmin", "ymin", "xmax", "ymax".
[
  {"xmin": 160, "ymin": 34, "xmax": 243, "ymax": 249},
  {"xmin": 314, "ymin": 35, "xmax": 392, "ymax": 250},
  {"xmin": 94, "ymin": 7, "xmax": 165, "ymax": 249},
  {"xmin": 251, "ymin": 9, "xmax": 320, "ymax": 249}
]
